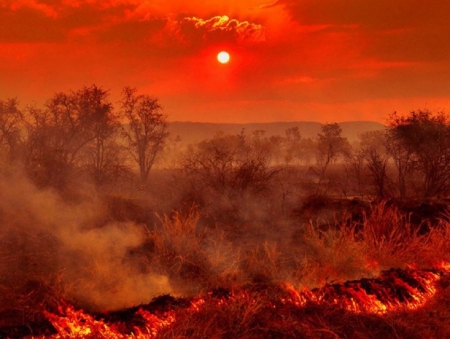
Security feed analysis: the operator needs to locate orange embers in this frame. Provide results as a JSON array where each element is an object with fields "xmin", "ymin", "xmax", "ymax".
[{"xmin": 284, "ymin": 267, "xmax": 442, "ymax": 314}]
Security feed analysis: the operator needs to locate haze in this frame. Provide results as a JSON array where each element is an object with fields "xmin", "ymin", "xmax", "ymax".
[{"xmin": 1, "ymin": 0, "xmax": 450, "ymax": 123}]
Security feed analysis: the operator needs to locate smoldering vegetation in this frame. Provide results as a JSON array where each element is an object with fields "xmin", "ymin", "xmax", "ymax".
[{"xmin": 1, "ymin": 88, "xmax": 450, "ymax": 336}]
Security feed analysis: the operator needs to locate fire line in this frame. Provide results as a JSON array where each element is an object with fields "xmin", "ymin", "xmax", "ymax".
[{"xmin": 26, "ymin": 264, "xmax": 448, "ymax": 338}]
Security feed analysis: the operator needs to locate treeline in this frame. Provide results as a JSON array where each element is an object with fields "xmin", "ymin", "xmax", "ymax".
[
  {"xmin": 173, "ymin": 110, "xmax": 450, "ymax": 204},
  {"xmin": 1, "ymin": 84, "xmax": 450, "ymax": 202},
  {"xmin": 0, "ymin": 85, "xmax": 168, "ymax": 192}
]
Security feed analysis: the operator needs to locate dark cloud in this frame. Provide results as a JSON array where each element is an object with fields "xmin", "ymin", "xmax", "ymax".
[{"xmin": 0, "ymin": 2, "xmax": 265, "ymax": 52}]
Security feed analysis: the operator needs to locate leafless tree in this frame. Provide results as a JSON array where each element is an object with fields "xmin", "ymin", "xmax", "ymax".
[
  {"xmin": 79, "ymin": 87, "xmax": 125, "ymax": 186},
  {"xmin": 0, "ymin": 98, "xmax": 23, "ymax": 162},
  {"xmin": 359, "ymin": 130, "xmax": 391, "ymax": 199},
  {"xmin": 316, "ymin": 123, "xmax": 351, "ymax": 180},
  {"xmin": 22, "ymin": 105, "xmax": 52, "ymax": 180},
  {"xmin": 284, "ymin": 126, "xmax": 302, "ymax": 165},
  {"xmin": 120, "ymin": 87, "xmax": 168, "ymax": 185},
  {"xmin": 387, "ymin": 110, "xmax": 450, "ymax": 198},
  {"xmin": 45, "ymin": 87, "xmax": 106, "ymax": 166},
  {"xmin": 180, "ymin": 132, "xmax": 280, "ymax": 200},
  {"xmin": 345, "ymin": 149, "xmax": 366, "ymax": 198},
  {"xmin": 23, "ymin": 85, "xmax": 117, "ymax": 188}
]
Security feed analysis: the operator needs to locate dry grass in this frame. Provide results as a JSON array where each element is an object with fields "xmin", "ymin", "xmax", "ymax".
[
  {"xmin": 148, "ymin": 209, "xmax": 243, "ymax": 292},
  {"xmin": 144, "ymin": 200, "xmax": 450, "ymax": 292},
  {"xmin": 3, "ymin": 199, "xmax": 450, "ymax": 338},
  {"xmin": 291, "ymin": 222, "xmax": 374, "ymax": 288}
]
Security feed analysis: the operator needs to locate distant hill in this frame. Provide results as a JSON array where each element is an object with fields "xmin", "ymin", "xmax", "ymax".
[{"xmin": 167, "ymin": 121, "xmax": 385, "ymax": 145}]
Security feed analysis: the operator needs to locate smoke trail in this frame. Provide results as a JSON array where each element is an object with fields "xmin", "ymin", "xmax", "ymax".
[{"xmin": 0, "ymin": 169, "xmax": 172, "ymax": 311}]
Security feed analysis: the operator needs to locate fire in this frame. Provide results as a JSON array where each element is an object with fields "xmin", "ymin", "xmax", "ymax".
[
  {"xmin": 44, "ymin": 304, "xmax": 117, "ymax": 338},
  {"xmin": 284, "ymin": 267, "xmax": 442, "ymax": 314},
  {"xmin": 27, "ymin": 265, "xmax": 449, "ymax": 338},
  {"xmin": 314, "ymin": 268, "xmax": 441, "ymax": 313},
  {"xmin": 134, "ymin": 309, "xmax": 176, "ymax": 337},
  {"xmin": 437, "ymin": 260, "xmax": 450, "ymax": 272},
  {"xmin": 39, "ymin": 294, "xmax": 217, "ymax": 338}
]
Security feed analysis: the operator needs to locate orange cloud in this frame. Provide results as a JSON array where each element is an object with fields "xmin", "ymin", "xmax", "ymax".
[{"xmin": 175, "ymin": 15, "xmax": 266, "ymax": 46}]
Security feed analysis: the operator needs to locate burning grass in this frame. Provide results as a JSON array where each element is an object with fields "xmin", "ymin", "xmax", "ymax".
[
  {"xmin": 4, "ymin": 264, "xmax": 450, "ymax": 338},
  {"xmin": 2, "ymin": 198, "xmax": 450, "ymax": 338}
]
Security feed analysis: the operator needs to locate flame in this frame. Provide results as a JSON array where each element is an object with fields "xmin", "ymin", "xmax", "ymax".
[
  {"xmin": 44, "ymin": 304, "xmax": 116, "ymax": 338},
  {"xmin": 436, "ymin": 260, "xmax": 450, "ymax": 272},
  {"xmin": 37, "ymin": 264, "xmax": 448, "ymax": 338},
  {"xmin": 284, "ymin": 267, "xmax": 442, "ymax": 314},
  {"xmin": 134, "ymin": 309, "xmax": 176, "ymax": 337}
]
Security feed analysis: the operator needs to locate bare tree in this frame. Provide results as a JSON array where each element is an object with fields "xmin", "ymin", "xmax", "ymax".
[
  {"xmin": 120, "ymin": 87, "xmax": 168, "ymax": 185},
  {"xmin": 22, "ymin": 105, "xmax": 52, "ymax": 181},
  {"xmin": 284, "ymin": 126, "xmax": 302, "ymax": 165},
  {"xmin": 387, "ymin": 110, "xmax": 450, "ymax": 198},
  {"xmin": 45, "ymin": 87, "xmax": 107, "ymax": 166},
  {"xmin": 0, "ymin": 98, "xmax": 23, "ymax": 162},
  {"xmin": 385, "ymin": 130, "xmax": 413, "ymax": 198},
  {"xmin": 23, "ymin": 85, "xmax": 115, "ymax": 188},
  {"xmin": 79, "ymin": 87, "xmax": 125, "ymax": 186},
  {"xmin": 284, "ymin": 127, "xmax": 317, "ymax": 166},
  {"xmin": 316, "ymin": 123, "xmax": 350, "ymax": 180},
  {"xmin": 345, "ymin": 149, "xmax": 366, "ymax": 198},
  {"xmin": 181, "ymin": 132, "xmax": 280, "ymax": 199},
  {"xmin": 359, "ymin": 130, "xmax": 390, "ymax": 199},
  {"xmin": 176, "ymin": 132, "xmax": 282, "ymax": 225}
]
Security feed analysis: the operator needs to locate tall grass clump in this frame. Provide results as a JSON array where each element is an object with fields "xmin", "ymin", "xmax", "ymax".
[
  {"xmin": 289, "ymin": 200, "xmax": 450, "ymax": 288},
  {"xmin": 148, "ymin": 208, "xmax": 243, "ymax": 293},
  {"xmin": 146, "ymin": 201, "xmax": 450, "ymax": 294},
  {"xmin": 289, "ymin": 221, "xmax": 375, "ymax": 289},
  {"xmin": 417, "ymin": 211, "xmax": 450, "ymax": 266},
  {"xmin": 359, "ymin": 201, "xmax": 426, "ymax": 268}
]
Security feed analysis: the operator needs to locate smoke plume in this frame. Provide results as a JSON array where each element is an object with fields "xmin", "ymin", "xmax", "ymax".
[{"xmin": 0, "ymin": 169, "xmax": 172, "ymax": 311}]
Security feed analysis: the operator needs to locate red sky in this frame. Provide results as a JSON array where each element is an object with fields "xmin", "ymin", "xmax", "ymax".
[{"xmin": 1, "ymin": 0, "xmax": 450, "ymax": 123}]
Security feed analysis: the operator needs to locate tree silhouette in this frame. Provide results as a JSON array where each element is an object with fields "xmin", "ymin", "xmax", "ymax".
[
  {"xmin": 120, "ymin": 87, "xmax": 168, "ymax": 186},
  {"xmin": 387, "ymin": 110, "xmax": 450, "ymax": 198},
  {"xmin": 23, "ymin": 85, "xmax": 116, "ymax": 188},
  {"xmin": 359, "ymin": 130, "xmax": 390, "ymax": 199},
  {"xmin": 0, "ymin": 98, "xmax": 22, "ymax": 162},
  {"xmin": 316, "ymin": 123, "xmax": 350, "ymax": 180}
]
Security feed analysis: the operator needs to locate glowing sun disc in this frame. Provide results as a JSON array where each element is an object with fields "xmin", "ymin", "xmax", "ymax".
[{"xmin": 217, "ymin": 51, "xmax": 230, "ymax": 64}]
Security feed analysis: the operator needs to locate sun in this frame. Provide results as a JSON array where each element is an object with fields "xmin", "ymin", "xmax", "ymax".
[{"xmin": 217, "ymin": 51, "xmax": 230, "ymax": 64}]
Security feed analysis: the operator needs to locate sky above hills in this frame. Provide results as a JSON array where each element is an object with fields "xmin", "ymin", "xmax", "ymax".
[{"xmin": 1, "ymin": 0, "xmax": 450, "ymax": 123}]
